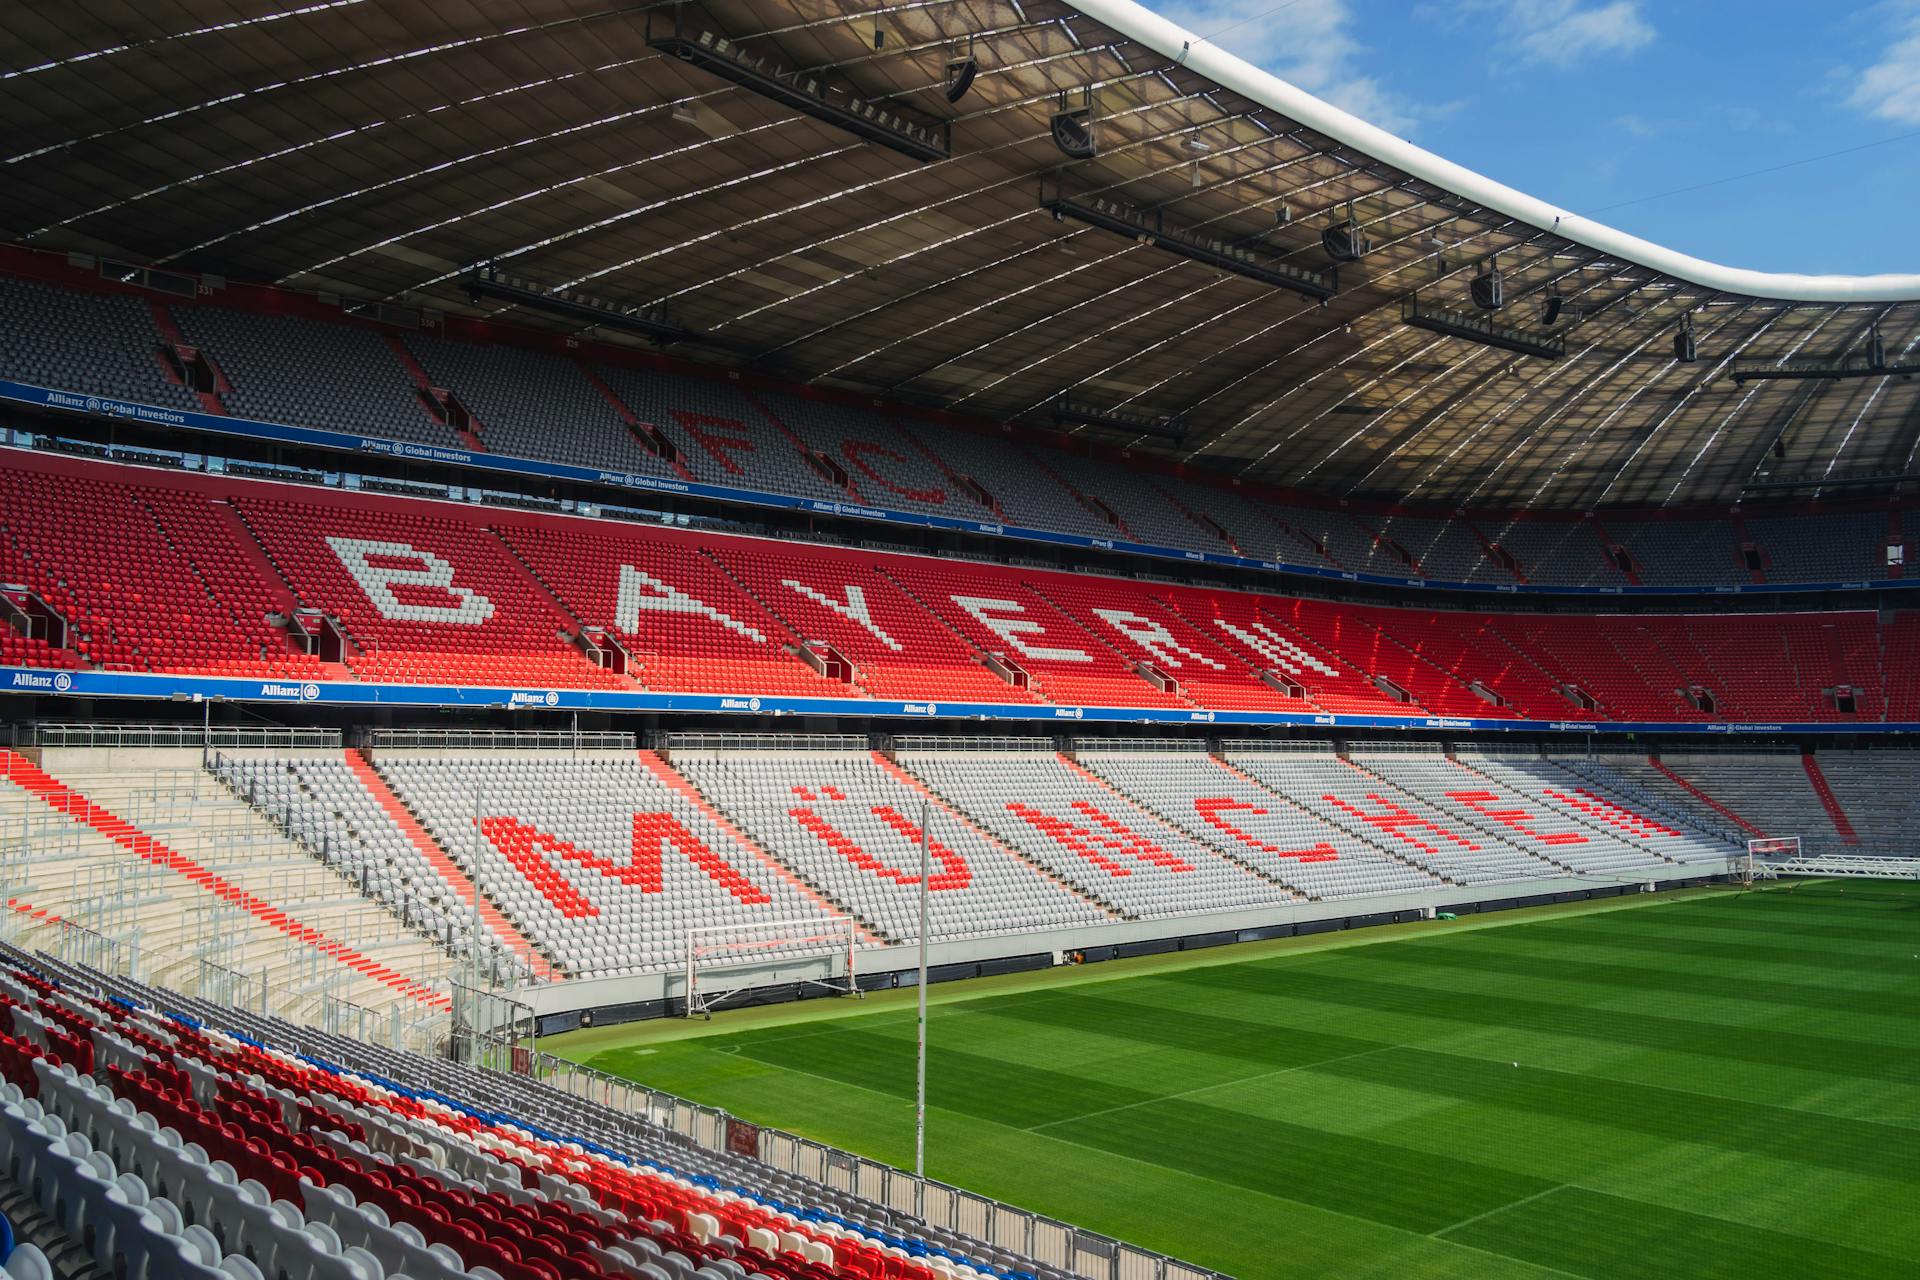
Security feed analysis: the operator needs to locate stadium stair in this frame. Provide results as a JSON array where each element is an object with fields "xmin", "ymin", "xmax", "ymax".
[
  {"xmin": 0, "ymin": 751, "xmax": 447, "ymax": 1009},
  {"xmin": 1019, "ymin": 449, "xmax": 1128, "ymax": 537},
  {"xmin": 1147, "ymin": 478, "xmax": 1236, "ymax": 551},
  {"xmin": 892, "ymin": 425, "xmax": 1003, "ymax": 518},
  {"xmin": 1209, "ymin": 752, "xmax": 1451, "ymax": 884},
  {"xmin": 577, "ymin": 360, "xmax": 700, "ymax": 482},
  {"xmin": 1466, "ymin": 518, "xmax": 1527, "ymax": 583},
  {"xmin": 208, "ymin": 497, "xmax": 300, "ymax": 616},
  {"xmin": 635, "ymin": 750, "xmax": 881, "ymax": 942},
  {"xmin": 1799, "ymin": 753, "xmax": 1860, "ymax": 845},
  {"xmin": 1729, "ymin": 510, "xmax": 1767, "ymax": 585},
  {"xmin": 739, "ymin": 390, "xmax": 850, "ymax": 492},
  {"xmin": 0, "ymin": 938, "xmax": 1077, "ymax": 1280},
  {"xmin": 343, "ymin": 749, "xmax": 560, "ymax": 980},
  {"xmin": 385, "ymin": 332, "xmax": 486, "ymax": 451},
  {"xmin": 1351, "ymin": 614, "xmax": 1522, "ymax": 717},
  {"xmin": 1053, "ymin": 754, "xmax": 1276, "ymax": 894},
  {"xmin": 873, "ymin": 751, "xmax": 1122, "ymax": 919},
  {"xmin": 1585, "ymin": 517, "xmax": 1643, "ymax": 586},
  {"xmin": 146, "ymin": 300, "xmax": 228, "ymax": 415},
  {"xmin": 1444, "ymin": 755, "xmax": 1678, "ymax": 863},
  {"xmin": 1644, "ymin": 757, "xmax": 1766, "ymax": 836},
  {"xmin": 1072, "ymin": 753, "xmax": 1321, "ymax": 896},
  {"xmin": 1329, "ymin": 755, "xmax": 1567, "ymax": 877}
]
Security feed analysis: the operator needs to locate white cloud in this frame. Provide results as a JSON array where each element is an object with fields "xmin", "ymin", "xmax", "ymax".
[
  {"xmin": 1848, "ymin": 3, "xmax": 1920, "ymax": 123},
  {"xmin": 1155, "ymin": 0, "xmax": 1423, "ymax": 134},
  {"xmin": 1453, "ymin": 0, "xmax": 1654, "ymax": 69},
  {"xmin": 1515, "ymin": 1, "xmax": 1654, "ymax": 66}
]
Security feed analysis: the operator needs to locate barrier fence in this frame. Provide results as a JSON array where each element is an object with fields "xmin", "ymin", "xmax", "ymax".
[
  {"xmin": 523, "ymin": 1051, "xmax": 1232, "ymax": 1280},
  {"xmin": 23, "ymin": 722, "xmax": 341, "ymax": 750}
]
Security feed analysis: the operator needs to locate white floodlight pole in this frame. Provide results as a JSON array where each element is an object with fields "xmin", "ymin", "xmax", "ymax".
[
  {"xmin": 915, "ymin": 798, "xmax": 930, "ymax": 1219},
  {"xmin": 472, "ymin": 781, "xmax": 484, "ymax": 1066}
]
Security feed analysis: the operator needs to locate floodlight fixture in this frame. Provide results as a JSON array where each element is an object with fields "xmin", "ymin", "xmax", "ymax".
[
  {"xmin": 1674, "ymin": 311, "xmax": 1698, "ymax": 363},
  {"xmin": 1052, "ymin": 395, "xmax": 1186, "ymax": 441},
  {"xmin": 649, "ymin": 14, "xmax": 949, "ymax": 162},
  {"xmin": 1045, "ymin": 191, "xmax": 1335, "ymax": 301},
  {"xmin": 1321, "ymin": 201, "xmax": 1367, "ymax": 262},
  {"xmin": 1050, "ymin": 91, "xmax": 1096, "ymax": 159},
  {"xmin": 1402, "ymin": 292, "xmax": 1566, "ymax": 359},
  {"xmin": 944, "ymin": 53, "xmax": 978, "ymax": 103},
  {"xmin": 1470, "ymin": 255, "xmax": 1503, "ymax": 311}
]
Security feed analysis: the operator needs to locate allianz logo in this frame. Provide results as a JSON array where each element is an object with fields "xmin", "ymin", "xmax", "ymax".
[
  {"xmin": 10, "ymin": 671, "xmax": 73, "ymax": 692},
  {"xmin": 260, "ymin": 682, "xmax": 322, "ymax": 701},
  {"xmin": 902, "ymin": 703, "xmax": 939, "ymax": 715},
  {"xmin": 1053, "ymin": 707, "xmax": 1084, "ymax": 719},
  {"xmin": 1424, "ymin": 717, "xmax": 1471, "ymax": 729},
  {"xmin": 1312, "ymin": 715, "xmax": 1336, "ymax": 725},
  {"xmin": 507, "ymin": 690, "xmax": 561, "ymax": 707},
  {"xmin": 1550, "ymin": 722, "xmax": 1598, "ymax": 732},
  {"xmin": 1090, "ymin": 539, "xmax": 1113, "ymax": 550},
  {"xmin": 1188, "ymin": 711, "xmax": 1214, "ymax": 722},
  {"xmin": 977, "ymin": 524, "xmax": 1004, "ymax": 536},
  {"xmin": 719, "ymin": 697, "xmax": 764, "ymax": 712}
]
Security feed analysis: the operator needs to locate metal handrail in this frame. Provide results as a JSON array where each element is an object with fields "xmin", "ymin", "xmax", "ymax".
[
  {"xmin": 367, "ymin": 728, "xmax": 636, "ymax": 750},
  {"xmin": 660, "ymin": 732, "xmax": 868, "ymax": 752},
  {"xmin": 27, "ymin": 723, "xmax": 340, "ymax": 749},
  {"xmin": 522, "ymin": 1051, "xmax": 1232, "ymax": 1280}
]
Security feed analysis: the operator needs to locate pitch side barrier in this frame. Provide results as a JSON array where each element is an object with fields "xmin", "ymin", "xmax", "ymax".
[
  {"xmin": 2, "ymin": 378, "xmax": 1898, "ymax": 600},
  {"xmin": 4, "ymin": 665, "xmax": 1912, "ymax": 737}
]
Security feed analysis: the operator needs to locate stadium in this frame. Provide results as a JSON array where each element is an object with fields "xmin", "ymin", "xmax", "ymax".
[{"xmin": 0, "ymin": 1, "xmax": 1916, "ymax": 1277}]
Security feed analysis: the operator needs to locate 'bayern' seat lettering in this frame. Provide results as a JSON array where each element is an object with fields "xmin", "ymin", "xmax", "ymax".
[{"xmin": 326, "ymin": 537, "xmax": 496, "ymax": 625}]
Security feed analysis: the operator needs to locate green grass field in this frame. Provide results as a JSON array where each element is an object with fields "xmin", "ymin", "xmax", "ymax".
[{"xmin": 544, "ymin": 882, "xmax": 1920, "ymax": 1280}]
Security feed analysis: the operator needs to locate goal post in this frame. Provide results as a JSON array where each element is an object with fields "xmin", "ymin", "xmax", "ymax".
[
  {"xmin": 1732, "ymin": 836, "xmax": 1798, "ymax": 885},
  {"xmin": 685, "ymin": 916, "xmax": 859, "ymax": 1019}
]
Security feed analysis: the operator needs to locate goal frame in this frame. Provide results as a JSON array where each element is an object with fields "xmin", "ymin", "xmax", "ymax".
[
  {"xmin": 1732, "ymin": 836, "xmax": 1798, "ymax": 885},
  {"xmin": 685, "ymin": 915, "xmax": 859, "ymax": 1019}
]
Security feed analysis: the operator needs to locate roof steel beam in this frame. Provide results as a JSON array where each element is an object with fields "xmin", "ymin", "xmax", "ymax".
[
  {"xmin": 648, "ymin": 19, "xmax": 950, "ymax": 162},
  {"xmin": 1043, "ymin": 193, "xmax": 1335, "ymax": 299}
]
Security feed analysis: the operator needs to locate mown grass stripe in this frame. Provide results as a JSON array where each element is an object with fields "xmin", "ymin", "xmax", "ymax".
[
  {"xmin": 1309, "ymin": 1045, "xmax": 1920, "ymax": 1183},
  {"xmin": 1170, "ymin": 963, "xmax": 1920, "ymax": 1085},
  {"xmin": 1390, "ymin": 934, "xmax": 1920, "ymax": 1013},
  {"xmin": 563, "ymin": 880, "xmax": 1920, "ymax": 1280},
  {"xmin": 1443, "ymin": 1185, "xmax": 1908, "ymax": 1280}
]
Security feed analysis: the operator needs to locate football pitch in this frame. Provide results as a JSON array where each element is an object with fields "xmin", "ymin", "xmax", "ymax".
[{"xmin": 544, "ymin": 882, "xmax": 1920, "ymax": 1280}]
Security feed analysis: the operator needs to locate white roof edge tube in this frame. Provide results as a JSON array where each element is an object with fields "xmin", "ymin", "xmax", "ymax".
[{"xmin": 1070, "ymin": 0, "xmax": 1920, "ymax": 304}]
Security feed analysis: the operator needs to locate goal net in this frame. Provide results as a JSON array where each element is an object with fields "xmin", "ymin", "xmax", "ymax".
[
  {"xmin": 1731, "ymin": 836, "xmax": 1798, "ymax": 884},
  {"xmin": 686, "ymin": 916, "xmax": 859, "ymax": 1018}
]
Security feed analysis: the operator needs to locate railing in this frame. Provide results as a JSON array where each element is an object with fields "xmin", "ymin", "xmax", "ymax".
[
  {"xmin": 367, "ymin": 728, "xmax": 636, "ymax": 750},
  {"xmin": 659, "ymin": 732, "xmax": 868, "ymax": 752},
  {"xmin": 1069, "ymin": 737, "xmax": 1204, "ymax": 753},
  {"xmin": 1344, "ymin": 739, "xmax": 1446, "ymax": 755},
  {"xmin": 1654, "ymin": 742, "xmax": 1804, "ymax": 756},
  {"xmin": 893, "ymin": 735, "xmax": 1053, "ymax": 753},
  {"xmin": 2, "ymin": 912, "xmax": 449, "ymax": 1057},
  {"xmin": 1219, "ymin": 739, "xmax": 1334, "ymax": 754},
  {"xmin": 25, "ymin": 722, "xmax": 340, "ymax": 749},
  {"xmin": 524, "ymin": 1052, "xmax": 1231, "ymax": 1280},
  {"xmin": 209, "ymin": 751, "xmax": 530, "ymax": 985}
]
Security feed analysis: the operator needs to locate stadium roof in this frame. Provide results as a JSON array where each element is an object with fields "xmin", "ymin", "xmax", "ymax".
[{"xmin": 5, "ymin": 0, "xmax": 1920, "ymax": 510}]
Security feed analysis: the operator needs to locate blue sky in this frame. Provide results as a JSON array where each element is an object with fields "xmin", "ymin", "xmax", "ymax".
[{"xmin": 1148, "ymin": 0, "xmax": 1920, "ymax": 276}]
